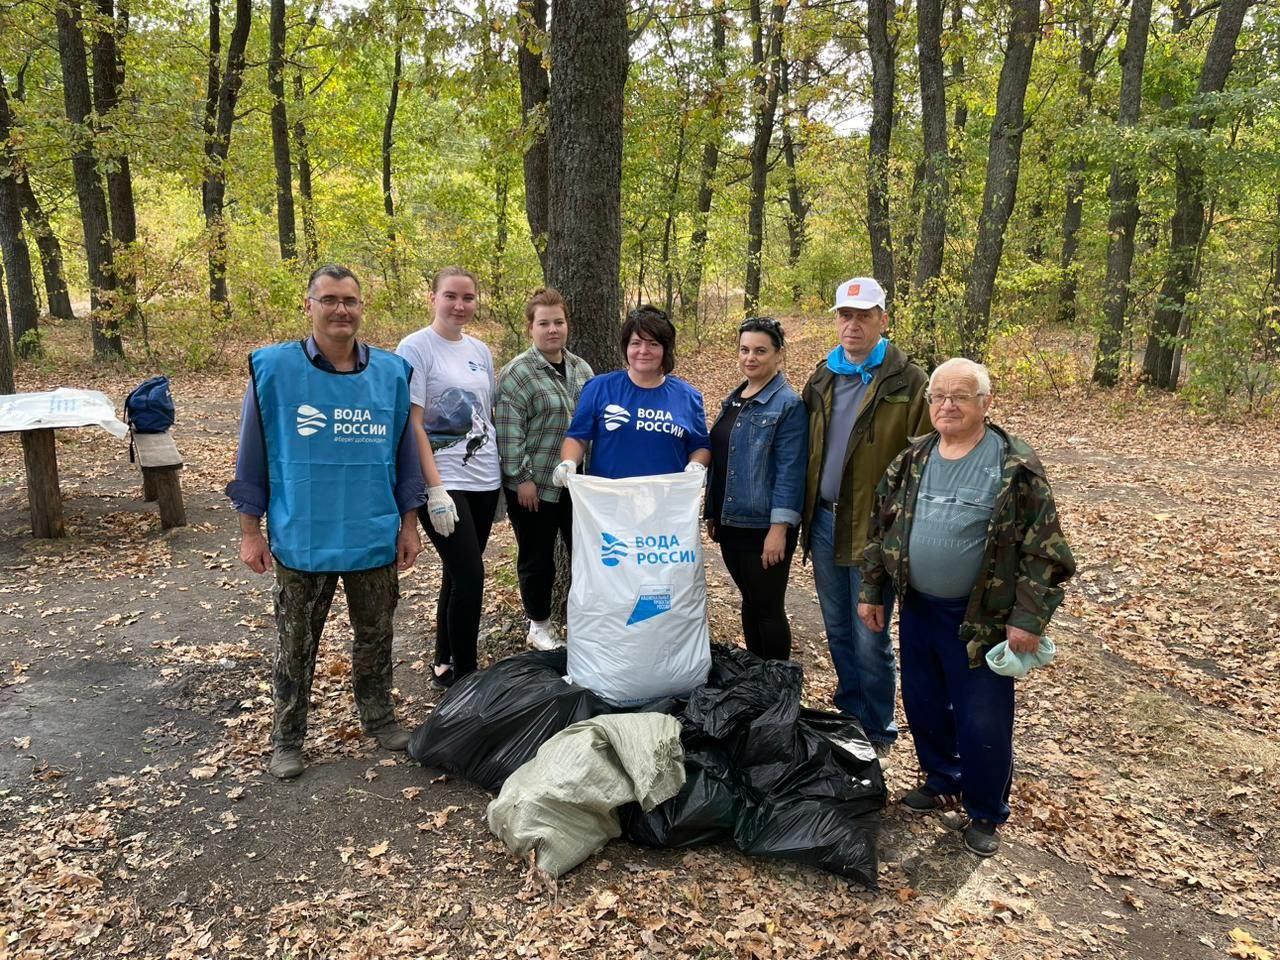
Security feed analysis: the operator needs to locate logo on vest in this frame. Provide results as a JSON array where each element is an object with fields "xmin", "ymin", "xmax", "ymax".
[
  {"xmin": 296, "ymin": 404, "xmax": 327, "ymax": 436},
  {"xmin": 600, "ymin": 532, "xmax": 629, "ymax": 567},
  {"xmin": 602, "ymin": 404, "xmax": 630, "ymax": 431}
]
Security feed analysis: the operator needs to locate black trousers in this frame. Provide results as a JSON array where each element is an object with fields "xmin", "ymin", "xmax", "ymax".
[
  {"xmin": 504, "ymin": 488, "xmax": 573, "ymax": 622},
  {"xmin": 422, "ymin": 488, "xmax": 499, "ymax": 678},
  {"xmin": 718, "ymin": 526, "xmax": 799, "ymax": 661}
]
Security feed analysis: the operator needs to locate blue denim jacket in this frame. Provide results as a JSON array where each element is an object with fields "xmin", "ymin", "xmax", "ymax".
[{"xmin": 709, "ymin": 372, "xmax": 809, "ymax": 529}]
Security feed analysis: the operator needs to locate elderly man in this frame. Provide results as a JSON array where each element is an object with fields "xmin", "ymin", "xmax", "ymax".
[
  {"xmin": 801, "ymin": 276, "xmax": 929, "ymax": 758},
  {"xmin": 858, "ymin": 358, "xmax": 1075, "ymax": 855},
  {"xmin": 227, "ymin": 264, "xmax": 425, "ymax": 780}
]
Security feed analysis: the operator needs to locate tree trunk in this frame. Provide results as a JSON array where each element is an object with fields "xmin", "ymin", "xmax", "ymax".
[
  {"xmin": 382, "ymin": 28, "xmax": 402, "ymax": 280},
  {"xmin": 202, "ymin": 0, "xmax": 251, "ymax": 313},
  {"xmin": 1056, "ymin": 20, "xmax": 1100, "ymax": 325},
  {"xmin": 950, "ymin": 0, "xmax": 967, "ymax": 138},
  {"xmin": 744, "ymin": 0, "xmax": 786, "ymax": 316},
  {"xmin": 269, "ymin": 0, "xmax": 297, "ymax": 261},
  {"xmin": 915, "ymin": 0, "xmax": 947, "ymax": 307},
  {"xmin": 90, "ymin": 0, "xmax": 142, "ymax": 333},
  {"xmin": 292, "ymin": 70, "xmax": 318, "ymax": 265},
  {"xmin": 959, "ymin": 0, "xmax": 1039, "ymax": 359},
  {"xmin": 780, "ymin": 57, "xmax": 809, "ymax": 305},
  {"xmin": 0, "ymin": 261, "xmax": 14, "ymax": 392},
  {"xmin": 56, "ymin": 0, "xmax": 123, "ymax": 359},
  {"xmin": 1142, "ymin": 0, "xmax": 1250, "ymax": 390},
  {"xmin": 866, "ymin": 0, "xmax": 896, "ymax": 309},
  {"xmin": 660, "ymin": 94, "xmax": 688, "ymax": 318},
  {"xmin": 1094, "ymin": 0, "xmax": 1153, "ymax": 386},
  {"xmin": 0, "ymin": 77, "xmax": 40, "ymax": 355},
  {"xmin": 545, "ymin": 0, "xmax": 628, "ymax": 374},
  {"xmin": 682, "ymin": 1, "xmax": 727, "ymax": 322},
  {"xmin": 518, "ymin": 0, "xmax": 550, "ymax": 276}
]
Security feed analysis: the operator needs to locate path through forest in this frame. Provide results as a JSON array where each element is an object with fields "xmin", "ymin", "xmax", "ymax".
[{"xmin": 1, "ymin": 325, "xmax": 1278, "ymax": 959}]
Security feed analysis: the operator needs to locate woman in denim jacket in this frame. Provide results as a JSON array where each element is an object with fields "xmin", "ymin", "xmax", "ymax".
[{"xmin": 705, "ymin": 317, "xmax": 809, "ymax": 659}]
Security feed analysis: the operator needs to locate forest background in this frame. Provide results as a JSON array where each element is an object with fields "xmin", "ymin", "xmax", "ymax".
[{"xmin": 0, "ymin": 0, "xmax": 1277, "ymax": 410}]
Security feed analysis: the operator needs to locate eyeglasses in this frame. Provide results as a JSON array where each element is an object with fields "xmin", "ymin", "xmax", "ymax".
[
  {"xmin": 925, "ymin": 391, "xmax": 986, "ymax": 406},
  {"xmin": 308, "ymin": 295, "xmax": 363, "ymax": 310}
]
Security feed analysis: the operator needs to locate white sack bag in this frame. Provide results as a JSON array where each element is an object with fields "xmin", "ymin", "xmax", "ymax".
[{"xmin": 566, "ymin": 471, "xmax": 710, "ymax": 705}]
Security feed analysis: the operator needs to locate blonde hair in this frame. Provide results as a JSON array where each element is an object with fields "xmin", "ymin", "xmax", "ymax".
[{"xmin": 430, "ymin": 265, "xmax": 478, "ymax": 293}]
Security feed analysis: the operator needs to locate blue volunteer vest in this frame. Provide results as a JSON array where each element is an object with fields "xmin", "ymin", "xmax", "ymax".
[{"xmin": 251, "ymin": 341, "xmax": 411, "ymax": 573}]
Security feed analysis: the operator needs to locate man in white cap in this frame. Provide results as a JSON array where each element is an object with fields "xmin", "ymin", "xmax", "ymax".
[{"xmin": 801, "ymin": 276, "xmax": 929, "ymax": 760}]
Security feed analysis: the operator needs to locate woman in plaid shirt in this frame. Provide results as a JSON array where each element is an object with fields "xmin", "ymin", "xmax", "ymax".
[{"xmin": 495, "ymin": 288, "xmax": 594, "ymax": 651}]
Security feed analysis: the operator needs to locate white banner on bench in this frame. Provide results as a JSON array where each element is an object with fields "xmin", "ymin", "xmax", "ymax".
[{"xmin": 0, "ymin": 389, "xmax": 129, "ymax": 438}]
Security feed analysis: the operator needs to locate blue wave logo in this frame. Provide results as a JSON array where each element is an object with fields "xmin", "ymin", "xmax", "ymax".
[
  {"xmin": 602, "ymin": 404, "xmax": 631, "ymax": 432},
  {"xmin": 600, "ymin": 532, "xmax": 628, "ymax": 567},
  {"xmin": 296, "ymin": 404, "xmax": 327, "ymax": 437}
]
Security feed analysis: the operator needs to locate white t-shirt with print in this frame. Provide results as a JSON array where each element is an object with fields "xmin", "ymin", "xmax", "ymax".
[{"xmin": 396, "ymin": 327, "xmax": 501, "ymax": 491}]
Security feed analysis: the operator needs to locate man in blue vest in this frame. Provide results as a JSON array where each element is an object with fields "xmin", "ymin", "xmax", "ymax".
[{"xmin": 227, "ymin": 264, "xmax": 425, "ymax": 780}]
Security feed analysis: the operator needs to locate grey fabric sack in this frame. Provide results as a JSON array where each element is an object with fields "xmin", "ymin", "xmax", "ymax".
[{"xmin": 486, "ymin": 713, "xmax": 685, "ymax": 878}]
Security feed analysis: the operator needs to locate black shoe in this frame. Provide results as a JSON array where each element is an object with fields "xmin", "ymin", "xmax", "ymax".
[
  {"xmin": 901, "ymin": 786, "xmax": 961, "ymax": 814},
  {"xmin": 964, "ymin": 819, "xmax": 1000, "ymax": 857},
  {"xmin": 430, "ymin": 664, "xmax": 455, "ymax": 691}
]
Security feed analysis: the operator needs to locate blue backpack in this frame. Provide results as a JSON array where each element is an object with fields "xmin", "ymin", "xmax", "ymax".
[{"xmin": 125, "ymin": 376, "xmax": 176, "ymax": 434}]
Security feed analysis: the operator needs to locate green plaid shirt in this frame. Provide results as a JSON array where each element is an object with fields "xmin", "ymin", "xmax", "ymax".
[{"xmin": 495, "ymin": 347, "xmax": 594, "ymax": 502}]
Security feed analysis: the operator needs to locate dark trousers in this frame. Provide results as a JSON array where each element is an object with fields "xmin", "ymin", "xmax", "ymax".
[
  {"xmin": 718, "ymin": 526, "xmax": 799, "ymax": 661},
  {"xmin": 900, "ymin": 588, "xmax": 1016, "ymax": 825},
  {"xmin": 505, "ymin": 488, "xmax": 573, "ymax": 622},
  {"xmin": 422, "ymin": 488, "xmax": 499, "ymax": 678},
  {"xmin": 271, "ymin": 561, "xmax": 399, "ymax": 748}
]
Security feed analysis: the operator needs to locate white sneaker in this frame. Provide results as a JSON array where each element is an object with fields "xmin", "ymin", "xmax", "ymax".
[{"xmin": 526, "ymin": 621, "xmax": 561, "ymax": 651}]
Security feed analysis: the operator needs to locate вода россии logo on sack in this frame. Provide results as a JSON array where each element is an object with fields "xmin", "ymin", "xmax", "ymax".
[
  {"xmin": 296, "ymin": 403, "xmax": 388, "ymax": 441},
  {"xmin": 600, "ymin": 531, "xmax": 695, "ymax": 568},
  {"xmin": 296, "ymin": 404, "xmax": 328, "ymax": 436},
  {"xmin": 600, "ymin": 532, "xmax": 628, "ymax": 567},
  {"xmin": 602, "ymin": 404, "xmax": 630, "ymax": 431}
]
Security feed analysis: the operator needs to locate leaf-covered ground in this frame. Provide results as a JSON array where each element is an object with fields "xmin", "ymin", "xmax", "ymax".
[{"xmin": 1, "ymin": 317, "xmax": 1278, "ymax": 959}]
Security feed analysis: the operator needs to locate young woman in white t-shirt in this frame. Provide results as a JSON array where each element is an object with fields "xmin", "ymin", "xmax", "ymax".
[{"xmin": 396, "ymin": 266, "xmax": 501, "ymax": 688}]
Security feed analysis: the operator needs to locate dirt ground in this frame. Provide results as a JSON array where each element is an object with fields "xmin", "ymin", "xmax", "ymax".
[{"xmin": 2, "ymin": 320, "xmax": 1278, "ymax": 959}]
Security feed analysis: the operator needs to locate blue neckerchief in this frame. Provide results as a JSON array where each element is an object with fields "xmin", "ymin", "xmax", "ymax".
[{"xmin": 827, "ymin": 337, "xmax": 886, "ymax": 383}]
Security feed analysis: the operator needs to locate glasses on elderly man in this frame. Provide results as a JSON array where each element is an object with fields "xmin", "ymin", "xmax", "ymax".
[
  {"xmin": 925, "ymin": 391, "xmax": 986, "ymax": 406},
  {"xmin": 308, "ymin": 295, "xmax": 363, "ymax": 310}
]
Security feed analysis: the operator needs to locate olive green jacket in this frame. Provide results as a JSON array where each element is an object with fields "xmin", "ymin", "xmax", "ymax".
[
  {"xmin": 800, "ymin": 342, "xmax": 930, "ymax": 563},
  {"xmin": 858, "ymin": 424, "xmax": 1076, "ymax": 667}
]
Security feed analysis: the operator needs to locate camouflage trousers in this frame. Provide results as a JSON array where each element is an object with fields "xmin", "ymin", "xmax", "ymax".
[{"xmin": 271, "ymin": 561, "xmax": 400, "ymax": 749}]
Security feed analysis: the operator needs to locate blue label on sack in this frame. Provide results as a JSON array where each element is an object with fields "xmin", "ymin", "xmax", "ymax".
[{"xmin": 626, "ymin": 588, "xmax": 672, "ymax": 626}]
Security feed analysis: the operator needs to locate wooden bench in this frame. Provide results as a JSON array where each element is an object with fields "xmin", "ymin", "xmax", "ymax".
[{"xmin": 132, "ymin": 430, "xmax": 187, "ymax": 529}]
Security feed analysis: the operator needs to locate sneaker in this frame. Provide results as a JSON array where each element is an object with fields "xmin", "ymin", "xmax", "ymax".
[
  {"xmin": 368, "ymin": 723, "xmax": 410, "ymax": 752},
  {"xmin": 964, "ymin": 819, "xmax": 1000, "ymax": 857},
  {"xmin": 900, "ymin": 785, "xmax": 961, "ymax": 814},
  {"xmin": 430, "ymin": 664, "xmax": 455, "ymax": 691},
  {"xmin": 526, "ymin": 621, "xmax": 561, "ymax": 651},
  {"xmin": 268, "ymin": 747, "xmax": 304, "ymax": 780}
]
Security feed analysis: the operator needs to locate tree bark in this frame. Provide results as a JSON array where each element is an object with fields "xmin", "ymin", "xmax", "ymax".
[
  {"xmin": 0, "ymin": 75, "xmax": 40, "ymax": 355},
  {"xmin": 780, "ymin": 57, "xmax": 809, "ymax": 305},
  {"xmin": 1094, "ymin": 0, "xmax": 1153, "ymax": 386},
  {"xmin": 959, "ymin": 0, "xmax": 1039, "ymax": 359},
  {"xmin": 1055, "ymin": 19, "xmax": 1101, "ymax": 325},
  {"xmin": 292, "ymin": 70, "xmax": 318, "ymax": 265},
  {"xmin": 269, "ymin": 0, "xmax": 297, "ymax": 261},
  {"xmin": 866, "ymin": 0, "xmax": 896, "ymax": 309},
  {"xmin": 545, "ymin": 0, "xmax": 628, "ymax": 374},
  {"xmin": 382, "ymin": 27, "xmax": 402, "ymax": 280},
  {"xmin": 202, "ymin": 0, "xmax": 251, "ymax": 313},
  {"xmin": 915, "ymin": 0, "xmax": 947, "ymax": 305},
  {"xmin": 660, "ymin": 103, "xmax": 687, "ymax": 318},
  {"xmin": 0, "ymin": 262, "xmax": 14, "ymax": 392},
  {"xmin": 1142, "ymin": 0, "xmax": 1250, "ymax": 390},
  {"xmin": 56, "ymin": 0, "xmax": 123, "ymax": 358},
  {"xmin": 949, "ymin": 0, "xmax": 967, "ymax": 138},
  {"xmin": 90, "ymin": 0, "xmax": 138, "ymax": 251},
  {"xmin": 517, "ymin": 0, "xmax": 550, "ymax": 276},
  {"xmin": 744, "ymin": 0, "xmax": 786, "ymax": 316},
  {"xmin": 682, "ymin": 0, "xmax": 727, "ymax": 322}
]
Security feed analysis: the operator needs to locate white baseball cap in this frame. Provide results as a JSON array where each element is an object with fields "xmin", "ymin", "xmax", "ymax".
[{"xmin": 831, "ymin": 276, "xmax": 886, "ymax": 312}]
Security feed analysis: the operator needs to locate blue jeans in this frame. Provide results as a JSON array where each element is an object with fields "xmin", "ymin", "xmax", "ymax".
[
  {"xmin": 810, "ymin": 504, "xmax": 897, "ymax": 745},
  {"xmin": 900, "ymin": 588, "xmax": 1015, "ymax": 824}
]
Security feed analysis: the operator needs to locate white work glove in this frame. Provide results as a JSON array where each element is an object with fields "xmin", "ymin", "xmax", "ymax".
[
  {"xmin": 551, "ymin": 459, "xmax": 577, "ymax": 488},
  {"xmin": 684, "ymin": 461, "xmax": 707, "ymax": 484},
  {"xmin": 426, "ymin": 486, "xmax": 458, "ymax": 537}
]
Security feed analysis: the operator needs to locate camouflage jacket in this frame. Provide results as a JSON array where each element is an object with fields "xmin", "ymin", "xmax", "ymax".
[{"xmin": 858, "ymin": 423, "xmax": 1076, "ymax": 668}]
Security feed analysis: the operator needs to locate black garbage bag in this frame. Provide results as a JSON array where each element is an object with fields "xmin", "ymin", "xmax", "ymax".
[
  {"xmin": 408, "ymin": 649, "xmax": 614, "ymax": 791},
  {"xmin": 618, "ymin": 724, "xmax": 739, "ymax": 848}
]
